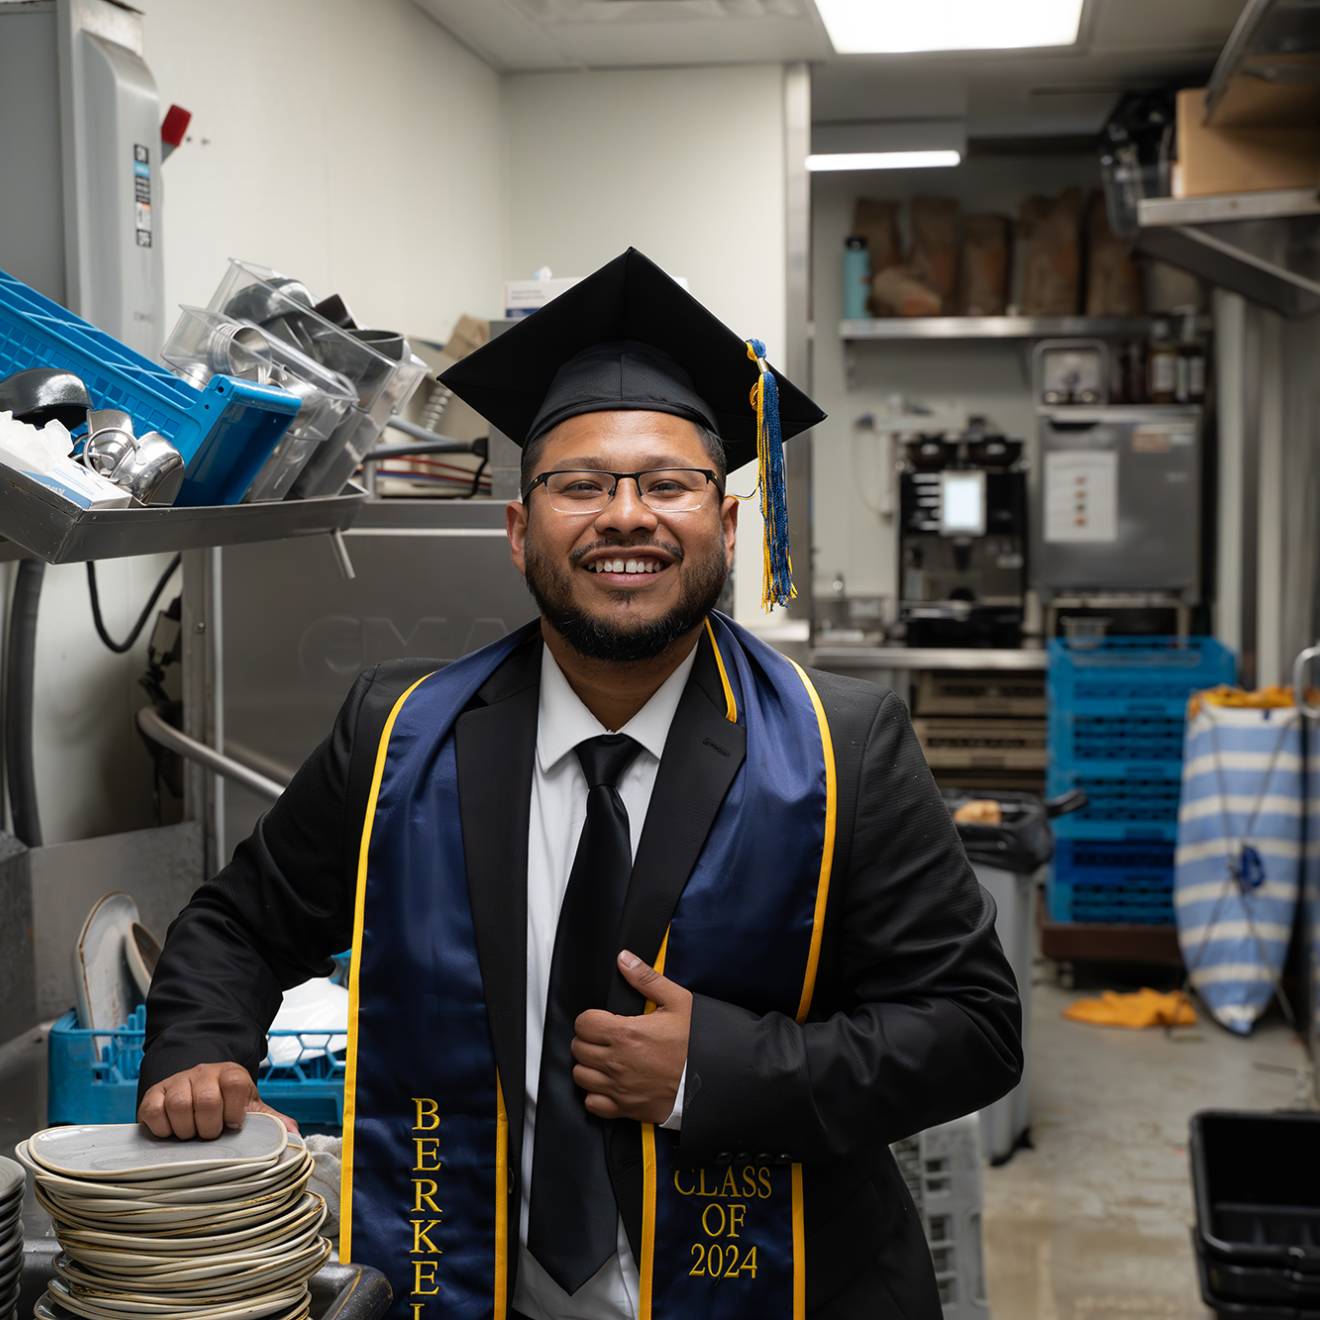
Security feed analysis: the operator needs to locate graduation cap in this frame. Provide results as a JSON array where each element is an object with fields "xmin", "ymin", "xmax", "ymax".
[{"xmin": 438, "ymin": 247, "xmax": 825, "ymax": 611}]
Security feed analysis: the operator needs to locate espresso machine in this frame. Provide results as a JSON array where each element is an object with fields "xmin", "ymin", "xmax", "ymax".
[{"xmin": 898, "ymin": 421, "xmax": 1028, "ymax": 647}]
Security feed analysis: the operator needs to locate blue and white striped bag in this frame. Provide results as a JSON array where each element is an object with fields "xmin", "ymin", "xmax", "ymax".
[{"xmin": 1175, "ymin": 704, "xmax": 1303, "ymax": 1034}]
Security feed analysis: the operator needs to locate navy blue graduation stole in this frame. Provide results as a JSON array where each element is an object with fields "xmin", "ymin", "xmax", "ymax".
[{"xmin": 340, "ymin": 612, "xmax": 837, "ymax": 1319}]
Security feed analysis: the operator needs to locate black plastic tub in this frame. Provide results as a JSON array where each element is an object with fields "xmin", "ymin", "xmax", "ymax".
[
  {"xmin": 1191, "ymin": 1111, "xmax": 1320, "ymax": 1272},
  {"xmin": 1195, "ymin": 1235, "xmax": 1320, "ymax": 1319},
  {"xmin": 16, "ymin": 1238, "xmax": 392, "ymax": 1319}
]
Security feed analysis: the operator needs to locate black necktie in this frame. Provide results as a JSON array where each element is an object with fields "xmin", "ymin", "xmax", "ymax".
[{"xmin": 528, "ymin": 733, "xmax": 642, "ymax": 1295}]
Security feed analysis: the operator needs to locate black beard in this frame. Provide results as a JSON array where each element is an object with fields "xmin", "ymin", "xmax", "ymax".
[{"xmin": 523, "ymin": 537, "xmax": 728, "ymax": 663}]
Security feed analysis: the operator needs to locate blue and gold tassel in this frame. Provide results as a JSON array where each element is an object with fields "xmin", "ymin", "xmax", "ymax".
[{"xmin": 745, "ymin": 338, "xmax": 795, "ymax": 612}]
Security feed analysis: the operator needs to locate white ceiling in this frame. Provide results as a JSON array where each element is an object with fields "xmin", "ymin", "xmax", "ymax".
[{"xmin": 413, "ymin": 0, "xmax": 1247, "ymax": 136}]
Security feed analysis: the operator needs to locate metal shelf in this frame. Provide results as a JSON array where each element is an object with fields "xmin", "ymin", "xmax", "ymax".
[
  {"xmin": 839, "ymin": 316, "xmax": 1165, "ymax": 341},
  {"xmin": 810, "ymin": 645, "xmax": 1047, "ymax": 673},
  {"xmin": 1204, "ymin": 0, "xmax": 1320, "ymax": 128},
  {"xmin": 0, "ymin": 468, "xmax": 368, "ymax": 564},
  {"xmin": 1137, "ymin": 188, "xmax": 1320, "ymax": 317}
]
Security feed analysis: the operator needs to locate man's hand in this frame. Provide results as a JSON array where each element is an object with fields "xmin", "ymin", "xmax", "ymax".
[
  {"xmin": 570, "ymin": 951, "xmax": 692, "ymax": 1124},
  {"xmin": 137, "ymin": 1063, "xmax": 299, "ymax": 1140}
]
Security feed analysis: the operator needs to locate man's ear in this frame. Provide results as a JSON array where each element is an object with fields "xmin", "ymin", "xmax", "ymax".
[
  {"xmin": 721, "ymin": 494, "xmax": 738, "ymax": 568},
  {"xmin": 507, "ymin": 499, "xmax": 528, "ymax": 574}
]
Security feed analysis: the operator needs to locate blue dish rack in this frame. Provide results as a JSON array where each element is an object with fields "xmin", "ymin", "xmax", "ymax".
[
  {"xmin": 48, "ymin": 1006, "xmax": 346, "ymax": 1133},
  {"xmin": 0, "ymin": 269, "xmax": 298, "ymax": 506},
  {"xmin": 1047, "ymin": 637, "xmax": 1235, "ymax": 924}
]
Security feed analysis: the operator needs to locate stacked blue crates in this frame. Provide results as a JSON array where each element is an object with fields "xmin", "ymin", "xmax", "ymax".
[{"xmin": 1047, "ymin": 637, "xmax": 1235, "ymax": 924}]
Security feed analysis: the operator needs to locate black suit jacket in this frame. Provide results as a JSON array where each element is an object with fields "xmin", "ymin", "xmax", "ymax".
[{"xmin": 141, "ymin": 630, "xmax": 1023, "ymax": 1319}]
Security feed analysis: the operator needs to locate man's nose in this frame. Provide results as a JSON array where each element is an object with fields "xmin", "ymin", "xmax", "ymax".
[{"xmin": 594, "ymin": 478, "xmax": 658, "ymax": 535}]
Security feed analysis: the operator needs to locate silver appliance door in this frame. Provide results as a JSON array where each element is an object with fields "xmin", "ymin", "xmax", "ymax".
[{"xmin": 1034, "ymin": 407, "xmax": 1202, "ymax": 600}]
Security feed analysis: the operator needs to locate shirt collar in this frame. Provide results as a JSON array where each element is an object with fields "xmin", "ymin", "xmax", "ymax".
[{"xmin": 537, "ymin": 638, "xmax": 700, "ymax": 774}]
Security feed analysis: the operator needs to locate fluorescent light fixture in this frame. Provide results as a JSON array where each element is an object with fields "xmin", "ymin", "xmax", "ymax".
[
  {"xmin": 806, "ymin": 150, "xmax": 961, "ymax": 172},
  {"xmin": 815, "ymin": 0, "xmax": 1084, "ymax": 54}
]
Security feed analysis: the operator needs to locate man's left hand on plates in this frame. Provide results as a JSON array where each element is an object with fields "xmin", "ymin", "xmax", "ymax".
[{"xmin": 571, "ymin": 951, "xmax": 692, "ymax": 1124}]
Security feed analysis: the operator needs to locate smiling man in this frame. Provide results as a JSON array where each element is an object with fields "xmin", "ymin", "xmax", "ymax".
[{"xmin": 138, "ymin": 249, "xmax": 1022, "ymax": 1320}]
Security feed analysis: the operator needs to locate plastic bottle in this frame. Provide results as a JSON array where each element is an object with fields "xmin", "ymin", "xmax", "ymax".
[
  {"xmin": 1176, "ymin": 311, "xmax": 1206, "ymax": 404},
  {"xmin": 842, "ymin": 236, "xmax": 870, "ymax": 321},
  {"xmin": 1147, "ymin": 321, "xmax": 1177, "ymax": 404}
]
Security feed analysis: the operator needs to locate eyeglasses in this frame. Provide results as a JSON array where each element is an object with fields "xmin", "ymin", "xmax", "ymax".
[{"xmin": 523, "ymin": 467, "xmax": 723, "ymax": 515}]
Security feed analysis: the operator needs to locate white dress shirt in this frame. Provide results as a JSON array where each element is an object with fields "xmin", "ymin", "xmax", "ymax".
[{"xmin": 515, "ymin": 641, "xmax": 697, "ymax": 1320}]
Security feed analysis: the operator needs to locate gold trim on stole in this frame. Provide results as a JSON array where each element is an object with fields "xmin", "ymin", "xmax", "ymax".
[
  {"xmin": 786, "ymin": 658, "xmax": 838, "ymax": 1320},
  {"xmin": 703, "ymin": 618, "xmax": 738, "ymax": 725},
  {"xmin": 339, "ymin": 672, "xmax": 433, "ymax": 1263},
  {"xmin": 495, "ymin": 1074, "xmax": 509, "ymax": 1318}
]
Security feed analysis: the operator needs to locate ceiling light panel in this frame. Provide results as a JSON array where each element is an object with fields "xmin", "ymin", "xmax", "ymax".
[
  {"xmin": 815, "ymin": 0, "xmax": 1085, "ymax": 54},
  {"xmin": 806, "ymin": 150, "xmax": 962, "ymax": 171}
]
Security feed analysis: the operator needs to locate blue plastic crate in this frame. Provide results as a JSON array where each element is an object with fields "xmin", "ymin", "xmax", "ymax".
[
  {"xmin": 1047, "ymin": 767, "xmax": 1183, "ymax": 841},
  {"xmin": 47, "ymin": 1006, "xmax": 346, "ymax": 1132},
  {"xmin": 0, "ymin": 269, "xmax": 298, "ymax": 506},
  {"xmin": 1047, "ymin": 837, "xmax": 1176, "ymax": 924},
  {"xmin": 1047, "ymin": 636, "xmax": 1236, "ymax": 706},
  {"xmin": 1048, "ymin": 711, "xmax": 1191, "ymax": 772},
  {"xmin": 1049, "ymin": 881, "xmax": 1175, "ymax": 924}
]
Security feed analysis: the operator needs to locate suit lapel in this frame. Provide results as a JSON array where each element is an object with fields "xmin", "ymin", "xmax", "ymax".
[
  {"xmin": 609, "ymin": 633, "xmax": 746, "ymax": 1016},
  {"xmin": 455, "ymin": 639, "xmax": 542, "ymax": 1159}
]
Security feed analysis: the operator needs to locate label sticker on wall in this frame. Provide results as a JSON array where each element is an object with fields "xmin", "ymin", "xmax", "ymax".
[
  {"xmin": 1044, "ymin": 450, "xmax": 1118, "ymax": 544},
  {"xmin": 133, "ymin": 143, "xmax": 153, "ymax": 248}
]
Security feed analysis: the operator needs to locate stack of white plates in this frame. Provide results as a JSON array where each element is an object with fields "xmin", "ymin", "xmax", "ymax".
[
  {"xmin": 0, "ymin": 1155, "xmax": 25, "ymax": 1320},
  {"xmin": 15, "ymin": 1114, "xmax": 328, "ymax": 1320}
]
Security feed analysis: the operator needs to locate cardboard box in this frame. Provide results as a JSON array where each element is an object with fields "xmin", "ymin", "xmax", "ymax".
[{"xmin": 1176, "ymin": 86, "xmax": 1320, "ymax": 198}]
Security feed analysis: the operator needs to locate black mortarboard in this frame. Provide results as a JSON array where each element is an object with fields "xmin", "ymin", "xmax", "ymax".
[
  {"xmin": 438, "ymin": 248, "xmax": 824, "ymax": 470},
  {"xmin": 438, "ymin": 247, "xmax": 825, "ymax": 610}
]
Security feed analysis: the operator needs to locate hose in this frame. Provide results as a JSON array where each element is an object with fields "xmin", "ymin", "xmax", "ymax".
[
  {"xmin": 86, "ymin": 555, "xmax": 181, "ymax": 655},
  {"xmin": 6, "ymin": 559, "xmax": 44, "ymax": 846}
]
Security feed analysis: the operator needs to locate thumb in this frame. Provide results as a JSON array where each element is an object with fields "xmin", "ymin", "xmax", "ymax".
[
  {"xmin": 246, "ymin": 1096, "xmax": 301, "ymax": 1135},
  {"xmin": 618, "ymin": 950, "xmax": 683, "ymax": 1006}
]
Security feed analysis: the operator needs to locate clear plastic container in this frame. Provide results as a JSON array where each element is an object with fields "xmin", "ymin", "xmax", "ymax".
[
  {"xmin": 162, "ymin": 306, "xmax": 357, "ymax": 502},
  {"xmin": 208, "ymin": 261, "xmax": 427, "ymax": 496}
]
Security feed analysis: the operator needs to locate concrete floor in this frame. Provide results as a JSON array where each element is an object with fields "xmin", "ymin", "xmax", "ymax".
[{"xmin": 983, "ymin": 975, "xmax": 1313, "ymax": 1320}]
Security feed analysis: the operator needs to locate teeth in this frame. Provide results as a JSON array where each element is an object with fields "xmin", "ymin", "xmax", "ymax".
[{"xmin": 589, "ymin": 558, "xmax": 665, "ymax": 574}]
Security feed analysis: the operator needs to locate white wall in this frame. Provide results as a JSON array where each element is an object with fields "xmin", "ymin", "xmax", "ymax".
[
  {"xmin": 31, "ymin": 0, "xmax": 507, "ymax": 844},
  {"xmin": 503, "ymin": 65, "xmax": 788, "ymax": 626},
  {"xmin": 810, "ymin": 156, "xmax": 1102, "ymax": 606}
]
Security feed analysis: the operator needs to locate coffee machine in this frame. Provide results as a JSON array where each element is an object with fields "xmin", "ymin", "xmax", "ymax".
[{"xmin": 898, "ymin": 421, "xmax": 1028, "ymax": 647}]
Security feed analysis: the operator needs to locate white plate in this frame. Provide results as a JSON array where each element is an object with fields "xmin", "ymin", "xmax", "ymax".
[
  {"xmin": 37, "ymin": 1166, "xmax": 314, "ymax": 1217},
  {"xmin": 48, "ymin": 1275, "xmax": 308, "ymax": 1319},
  {"xmin": 125, "ymin": 921, "xmax": 161, "ymax": 1001},
  {"xmin": 35, "ymin": 1182, "xmax": 306, "ymax": 1234},
  {"xmin": 36, "ymin": 1298, "xmax": 308, "ymax": 1320},
  {"xmin": 0, "ymin": 1157, "xmax": 25, "ymax": 1204},
  {"xmin": 64, "ymin": 1222, "xmax": 329, "ymax": 1278},
  {"xmin": 58, "ymin": 1237, "xmax": 330, "ymax": 1298},
  {"xmin": 27, "ymin": 1113, "xmax": 287, "ymax": 1180},
  {"xmin": 54, "ymin": 1193, "xmax": 326, "ymax": 1256},
  {"xmin": 72, "ymin": 892, "xmax": 140, "ymax": 1031},
  {"xmin": 22, "ymin": 1144, "xmax": 311, "ymax": 1205}
]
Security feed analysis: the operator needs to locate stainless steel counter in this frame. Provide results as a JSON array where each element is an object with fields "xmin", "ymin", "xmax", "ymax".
[{"xmin": 809, "ymin": 645, "xmax": 1047, "ymax": 672}]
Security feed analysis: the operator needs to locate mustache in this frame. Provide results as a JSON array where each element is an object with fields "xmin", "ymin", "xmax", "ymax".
[{"xmin": 568, "ymin": 537, "xmax": 684, "ymax": 568}]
